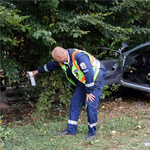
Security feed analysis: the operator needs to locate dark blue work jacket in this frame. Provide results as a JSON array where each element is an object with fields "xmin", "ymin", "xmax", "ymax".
[{"xmin": 38, "ymin": 48, "xmax": 104, "ymax": 94}]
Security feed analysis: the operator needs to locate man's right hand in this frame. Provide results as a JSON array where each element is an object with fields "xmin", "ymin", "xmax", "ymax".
[{"xmin": 32, "ymin": 70, "xmax": 39, "ymax": 77}]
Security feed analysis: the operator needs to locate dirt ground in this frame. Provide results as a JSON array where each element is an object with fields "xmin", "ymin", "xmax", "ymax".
[{"xmin": 1, "ymin": 89, "xmax": 150, "ymax": 126}]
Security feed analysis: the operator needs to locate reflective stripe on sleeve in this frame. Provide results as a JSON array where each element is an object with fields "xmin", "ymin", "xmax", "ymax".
[
  {"xmin": 44, "ymin": 64, "xmax": 49, "ymax": 72},
  {"xmin": 85, "ymin": 82, "xmax": 94, "ymax": 87},
  {"xmin": 68, "ymin": 120, "xmax": 78, "ymax": 125},
  {"xmin": 94, "ymin": 59, "xmax": 100, "ymax": 68},
  {"xmin": 88, "ymin": 122, "xmax": 97, "ymax": 128}
]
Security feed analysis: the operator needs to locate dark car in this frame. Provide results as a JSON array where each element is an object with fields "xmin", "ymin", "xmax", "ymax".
[{"xmin": 101, "ymin": 42, "xmax": 150, "ymax": 95}]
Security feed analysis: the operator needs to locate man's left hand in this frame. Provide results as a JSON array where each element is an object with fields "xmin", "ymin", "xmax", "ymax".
[{"xmin": 86, "ymin": 93, "xmax": 95, "ymax": 102}]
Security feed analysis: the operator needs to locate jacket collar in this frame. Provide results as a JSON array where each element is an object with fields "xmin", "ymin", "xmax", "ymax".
[
  {"xmin": 63, "ymin": 50, "xmax": 73, "ymax": 67},
  {"xmin": 63, "ymin": 50, "xmax": 70, "ymax": 65},
  {"xmin": 63, "ymin": 49, "xmax": 77, "ymax": 67}
]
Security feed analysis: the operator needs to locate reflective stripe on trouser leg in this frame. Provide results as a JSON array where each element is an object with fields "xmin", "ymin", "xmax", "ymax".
[
  {"xmin": 65, "ymin": 82, "xmax": 86, "ymax": 134},
  {"xmin": 87, "ymin": 95, "xmax": 99, "ymax": 136},
  {"xmin": 87, "ymin": 68, "xmax": 106, "ymax": 136}
]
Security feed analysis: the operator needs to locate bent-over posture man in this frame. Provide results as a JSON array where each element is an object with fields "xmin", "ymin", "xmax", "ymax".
[{"xmin": 32, "ymin": 47, "xmax": 106, "ymax": 140}]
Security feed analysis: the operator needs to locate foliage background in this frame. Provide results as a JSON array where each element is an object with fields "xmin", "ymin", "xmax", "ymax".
[{"xmin": 1, "ymin": 0, "xmax": 150, "ymax": 114}]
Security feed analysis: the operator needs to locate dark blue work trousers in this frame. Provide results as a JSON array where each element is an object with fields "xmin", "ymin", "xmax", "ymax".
[{"xmin": 65, "ymin": 68, "xmax": 106, "ymax": 136}]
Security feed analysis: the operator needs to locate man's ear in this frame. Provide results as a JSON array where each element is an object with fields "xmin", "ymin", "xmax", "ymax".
[{"xmin": 59, "ymin": 55, "xmax": 63, "ymax": 59}]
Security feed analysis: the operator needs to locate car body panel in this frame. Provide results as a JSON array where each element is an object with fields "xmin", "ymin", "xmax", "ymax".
[
  {"xmin": 102, "ymin": 42, "xmax": 150, "ymax": 94},
  {"xmin": 101, "ymin": 59, "xmax": 121, "ymax": 86}
]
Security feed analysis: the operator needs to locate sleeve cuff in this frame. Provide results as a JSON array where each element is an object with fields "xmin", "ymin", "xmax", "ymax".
[
  {"xmin": 85, "ymin": 88, "xmax": 94, "ymax": 94},
  {"xmin": 38, "ymin": 67, "xmax": 45, "ymax": 74}
]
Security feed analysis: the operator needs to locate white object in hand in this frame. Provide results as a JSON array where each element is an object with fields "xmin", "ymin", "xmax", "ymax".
[{"xmin": 28, "ymin": 71, "xmax": 36, "ymax": 86}]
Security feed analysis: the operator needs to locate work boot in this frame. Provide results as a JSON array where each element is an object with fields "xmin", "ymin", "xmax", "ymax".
[
  {"xmin": 86, "ymin": 135, "xmax": 95, "ymax": 140},
  {"xmin": 57, "ymin": 131, "xmax": 76, "ymax": 136}
]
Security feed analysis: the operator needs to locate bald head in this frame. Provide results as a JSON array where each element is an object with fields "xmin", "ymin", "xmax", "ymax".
[{"xmin": 51, "ymin": 46, "xmax": 68, "ymax": 62}]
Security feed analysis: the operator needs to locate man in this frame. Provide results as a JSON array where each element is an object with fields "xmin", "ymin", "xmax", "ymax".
[{"xmin": 32, "ymin": 46, "xmax": 106, "ymax": 140}]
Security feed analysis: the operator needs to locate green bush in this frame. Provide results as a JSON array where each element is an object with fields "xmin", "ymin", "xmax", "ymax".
[
  {"xmin": 1, "ymin": 0, "xmax": 150, "ymax": 114},
  {"xmin": 33, "ymin": 71, "xmax": 73, "ymax": 117}
]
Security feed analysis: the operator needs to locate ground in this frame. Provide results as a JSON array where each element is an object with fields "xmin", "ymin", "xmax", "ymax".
[
  {"xmin": 1, "ymin": 89, "xmax": 150, "ymax": 125},
  {"xmin": 1, "ymin": 89, "xmax": 150, "ymax": 150}
]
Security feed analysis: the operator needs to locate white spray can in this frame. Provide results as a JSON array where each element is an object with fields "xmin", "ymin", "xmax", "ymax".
[{"xmin": 28, "ymin": 71, "xmax": 36, "ymax": 86}]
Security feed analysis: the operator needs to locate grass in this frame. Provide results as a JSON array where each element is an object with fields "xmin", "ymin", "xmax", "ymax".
[{"xmin": 1, "ymin": 99, "xmax": 150, "ymax": 150}]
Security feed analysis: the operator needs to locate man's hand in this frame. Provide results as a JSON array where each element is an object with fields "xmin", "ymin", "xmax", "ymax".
[
  {"xmin": 32, "ymin": 70, "xmax": 39, "ymax": 77},
  {"xmin": 86, "ymin": 93, "xmax": 95, "ymax": 102}
]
